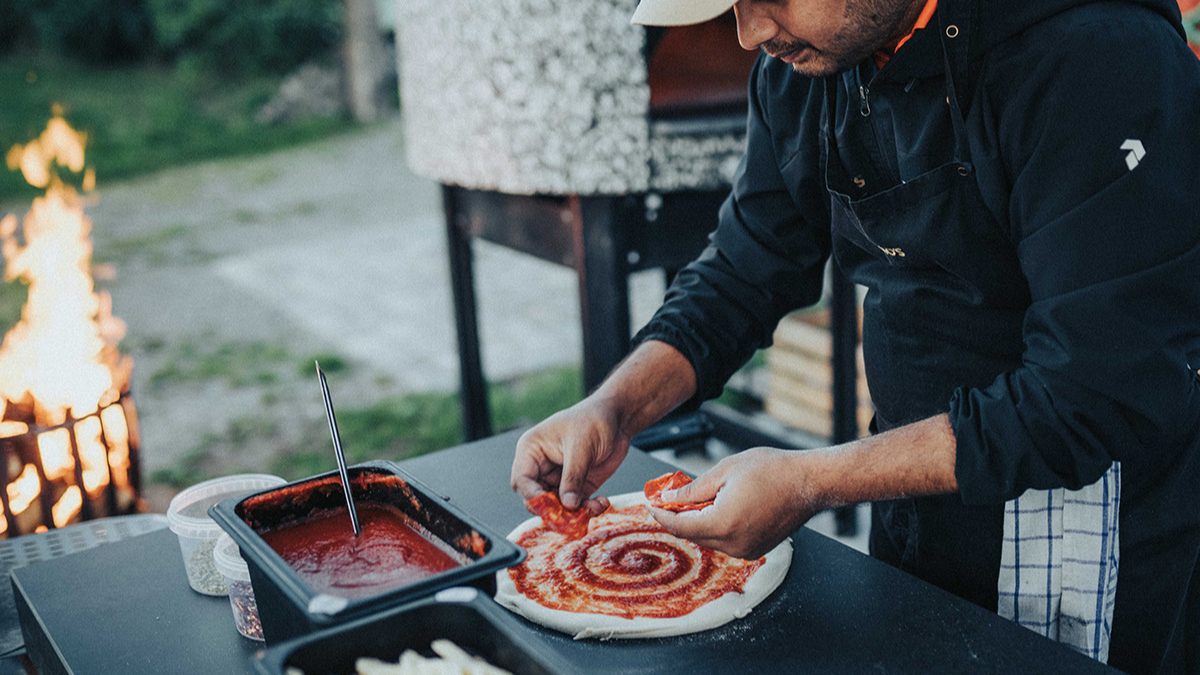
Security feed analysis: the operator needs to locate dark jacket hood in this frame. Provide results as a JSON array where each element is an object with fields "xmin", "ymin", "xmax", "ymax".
[
  {"xmin": 974, "ymin": 0, "xmax": 1185, "ymax": 53},
  {"xmin": 884, "ymin": 0, "xmax": 1186, "ymax": 81}
]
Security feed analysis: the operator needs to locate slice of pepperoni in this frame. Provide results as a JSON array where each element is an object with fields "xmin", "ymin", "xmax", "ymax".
[
  {"xmin": 643, "ymin": 471, "xmax": 714, "ymax": 512},
  {"xmin": 525, "ymin": 492, "xmax": 596, "ymax": 540}
]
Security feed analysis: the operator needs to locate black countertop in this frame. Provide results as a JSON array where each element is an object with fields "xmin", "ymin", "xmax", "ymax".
[
  {"xmin": 399, "ymin": 431, "xmax": 1112, "ymax": 674},
  {"xmin": 12, "ymin": 429, "xmax": 1111, "ymax": 673}
]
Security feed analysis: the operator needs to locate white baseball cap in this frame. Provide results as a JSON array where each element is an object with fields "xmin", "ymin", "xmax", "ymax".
[{"xmin": 630, "ymin": 0, "xmax": 738, "ymax": 26}]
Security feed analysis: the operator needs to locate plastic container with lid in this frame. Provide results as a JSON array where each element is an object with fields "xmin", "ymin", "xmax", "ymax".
[
  {"xmin": 213, "ymin": 532, "xmax": 265, "ymax": 641},
  {"xmin": 166, "ymin": 474, "xmax": 286, "ymax": 596}
]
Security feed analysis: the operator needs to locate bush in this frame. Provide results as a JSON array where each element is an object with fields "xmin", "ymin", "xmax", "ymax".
[
  {"xmin": 0, "ymin": 0, "xmax": 35, "ymax": 55},
  {"xmin": 19, "ymin": 0, "xmax": 156, "ymax": 62},
  {"xmin": 147, "ymin": 0, "xmax": 342, "ymax": 75}
]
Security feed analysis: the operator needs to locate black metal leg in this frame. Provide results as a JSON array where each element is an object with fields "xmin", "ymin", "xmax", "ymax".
[
  {"xmin": 830, "ymin": 265, "xmax": 861, "ymax": 536},
  {"xmin": 443, "ymin": 185, "xmax": 492, "ymax": 440},
  {"xmin": 571, "ymin": 196, "xmax": 632, "ymax": 393}
]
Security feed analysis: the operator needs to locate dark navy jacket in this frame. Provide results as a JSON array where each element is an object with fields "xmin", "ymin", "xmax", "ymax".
[{"xmin": 633, "ymin": 0, "xmax": 1200, "ymax": 670}]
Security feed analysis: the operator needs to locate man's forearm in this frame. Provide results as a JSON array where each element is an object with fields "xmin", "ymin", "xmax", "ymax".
[
  {"xmin": 591, "ymin": 340, "xmax": 698, "ymax": 438},
  {"xmin": 801, "ymin": 414, "xmax": 959, "ymax": 509}
]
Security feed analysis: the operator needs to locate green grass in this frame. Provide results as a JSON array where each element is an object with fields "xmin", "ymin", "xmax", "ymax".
[
  {"xmin": 303, "ymin": 353, "xmax": 349, "ymax": 376},
  {"xmin": 149, "ymin": 366, "xmax": 585, "ymax": 488},
  {"xmin": 268, "ymin": 367, "xmax": 584, "ymax": 481},
  {"xmin": 93, "ymin": 223, "xmax": 191, "ymax": 267},
  {"xmin": 0, "ymin": 52, "xmax": 352, "ymax": 202},
  {"xmin": 0, "ymin": 279, "xmax": 26, "ymax": 335},
  {"xmin": 716, "ymin": 349, "xmax": 768, "ymax": 410},
  {"xmin": 149, "ymin": 339, "xmax": 293, "ymax": 389}
]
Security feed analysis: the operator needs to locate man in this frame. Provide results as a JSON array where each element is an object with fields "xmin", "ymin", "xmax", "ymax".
[{"xmin": 510, "ymin": 0, "xmax": 1200, "ymax": 670}]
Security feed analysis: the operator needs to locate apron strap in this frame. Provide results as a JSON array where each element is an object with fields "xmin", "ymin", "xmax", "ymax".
[{"xmin": 937, "ymin": 0, "xmax": 975, "ymax": 163}]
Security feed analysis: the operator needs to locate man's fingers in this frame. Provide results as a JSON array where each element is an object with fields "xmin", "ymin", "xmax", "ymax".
[
  {"xmin": 557, "ymin": 436, "xmax": 593, "ymax": 510},
  {"xmin": 511, "ymin": 474, "xmax": 546, "ymax": 501},
  {"xmin": 649, "ymin": 505, "xmax": 723, "ymax": 541},
  {"xmin": 659, "ymin": 468, "xmax": 722, "ymax": 504},
  {"xmin": 510, "ymin": 448, "xmax": 549, "ymax": 497},
  {"xmin": 584, "ymin": 495, "xmax": 610, "ymax": 516}
]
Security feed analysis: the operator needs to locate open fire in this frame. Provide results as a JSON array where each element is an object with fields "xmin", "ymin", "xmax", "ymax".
[{"xmin": 0, "ymin": 109, "xmax": 141, "ymax": 537}]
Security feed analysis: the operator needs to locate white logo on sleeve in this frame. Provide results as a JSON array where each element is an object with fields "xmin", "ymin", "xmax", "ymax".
[{"xmin": 1121, "ymin": 139, "xmax": 1146, "ymax": 171}]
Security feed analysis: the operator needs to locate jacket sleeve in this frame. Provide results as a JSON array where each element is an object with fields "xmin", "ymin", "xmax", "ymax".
[
  {"xmin": 631, "ymin": 56, "xmax": 832, "ymax": 408},
  {"xmin": 949, "ymin": 16, "xmax": 1200, "ymax": 504}
]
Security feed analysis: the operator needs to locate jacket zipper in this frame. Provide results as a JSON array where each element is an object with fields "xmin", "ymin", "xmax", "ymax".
[{"xmin": 852, "ymin": 65, "xmax": 900, "ymax": 185}]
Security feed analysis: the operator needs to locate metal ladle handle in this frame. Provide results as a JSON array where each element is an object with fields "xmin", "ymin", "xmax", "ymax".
[{"xmin": 316, "ymin": 361, "xmax": 361, "ymax": 536}]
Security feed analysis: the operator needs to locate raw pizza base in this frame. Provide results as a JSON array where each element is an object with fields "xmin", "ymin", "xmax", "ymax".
[{"xmin": 494, "ymin": 492, "xmax": 792, "ymax": 640}]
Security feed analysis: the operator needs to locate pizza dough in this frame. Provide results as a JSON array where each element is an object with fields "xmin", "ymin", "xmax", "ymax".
[{"xmin": 495, "ymin": 492, "xmax": 792, "ymax": 640}]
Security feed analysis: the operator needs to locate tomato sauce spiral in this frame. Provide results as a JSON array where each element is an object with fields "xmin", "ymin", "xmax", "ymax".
[{"xmin": 509, "ymin": 505, "xmax": 763, "ymax": 619}]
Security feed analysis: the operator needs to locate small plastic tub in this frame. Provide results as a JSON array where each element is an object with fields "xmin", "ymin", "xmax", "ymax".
[
  {"xmin": 167, "ymin": 474, "xmax": 286, "ymax": 596},
  {"xmin": 213, "ymin": 532, "xmax": 265, "ymax": 641}
]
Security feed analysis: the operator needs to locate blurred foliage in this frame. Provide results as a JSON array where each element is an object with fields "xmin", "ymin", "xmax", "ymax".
[
  {"xmin": 0, "ymin": 0, "xmax": 35, "ymax": 56},
  {"xmin": 0, "ymin": 53, "xmax": 351, "ymax": 202},
  {"xmin": 24, "ymin": 0, "xmax": 156, "ymax": 63},
  {"xmin": 147, "ymin": 0, "xmax": 342, "ymax": 74},
  {"xmin": 3, "ymin": 0, "xmax": 341, "ymax": 75}
]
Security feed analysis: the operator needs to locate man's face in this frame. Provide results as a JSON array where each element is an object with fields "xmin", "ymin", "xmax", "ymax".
[{"xmin": 732, "ymin": 0, "xmax": 918, "ymax": 76}]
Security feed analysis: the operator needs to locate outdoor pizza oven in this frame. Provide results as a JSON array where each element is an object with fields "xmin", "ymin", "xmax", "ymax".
[
  {"xmin": 395, "ymin": 0, "xmax": 761, "ymax": 444},
  {"xmin": 396, "ymin": 0, "xmax": 757, "ymax": 196}
]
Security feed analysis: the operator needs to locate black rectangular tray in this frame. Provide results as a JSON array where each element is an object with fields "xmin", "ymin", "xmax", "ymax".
[
  {"xmin": 256, "ymin": 587, "xmax": 572, "ymax": 675},
  {"xmin": 210, "ymin": 461, "xmax": 525, "ymax": 644}
]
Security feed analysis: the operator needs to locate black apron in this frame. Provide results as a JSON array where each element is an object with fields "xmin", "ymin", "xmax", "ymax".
[{"xmin": 818, "ymin": 7, "xmax": 1008, "ymax": 611}]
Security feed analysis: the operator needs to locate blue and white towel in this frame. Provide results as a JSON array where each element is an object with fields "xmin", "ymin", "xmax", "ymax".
[{"xmin": 998, "ymin": 462, "xmax": 1121, "ymax": 662}]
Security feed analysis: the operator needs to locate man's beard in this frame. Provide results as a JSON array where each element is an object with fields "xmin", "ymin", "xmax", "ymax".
[{"xmin": 764, "ymin": 0, "xmax": 920, "ymax": 76}]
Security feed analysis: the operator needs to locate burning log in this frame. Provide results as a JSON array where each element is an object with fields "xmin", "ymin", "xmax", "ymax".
[{"xmin": 0, "ymin": 109, "xmax": 142, "ymax": 537}]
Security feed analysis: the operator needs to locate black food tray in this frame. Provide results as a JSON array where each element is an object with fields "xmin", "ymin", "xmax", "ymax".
[
  {"xmin": 210, "ymin": 461, "xmax": 525, "ymax": 644},
  {"xmin": 256, "ymin": 587, "xmax": 572, "ymax": 675}
]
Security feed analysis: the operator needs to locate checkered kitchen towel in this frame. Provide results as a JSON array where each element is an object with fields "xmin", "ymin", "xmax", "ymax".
[{"xmin": 998, "ymin": 462, "xmax": 1121, "ymax": 662}]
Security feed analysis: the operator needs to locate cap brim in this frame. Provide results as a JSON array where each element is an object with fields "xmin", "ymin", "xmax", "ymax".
[{"xmin": 630, "ymin": 0, "xmax": 737, "ymax": 26}]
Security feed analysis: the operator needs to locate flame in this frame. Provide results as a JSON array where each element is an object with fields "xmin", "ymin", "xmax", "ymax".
[
  {"xmin": 52, "ymin": 485, "xmax": 82, "ymax": 527},
  {"xmin": 7, "ymin": 464, "xmax": 40, "ymax": 515},
  {"xmin": 0, "ymin": 421, "xmax": 27, "ymax": 438},
  {"xmin": 37, "ymin": 429, "xmax": 74, "ymax": 481},
  {"xmin": 100, "ymin": 404, "xmax": 130, "ymax": 490},
  {"xmin": 0, "ymin": 111, "xmax": 124, "ymax": 425},
  {"xmin": 5, "ymin": 111, "xmax": 86, "ymax": 189},
  {"xmin": 0, "ymin": 111, "xmax": 140, "ymax": 534},
  {"xmin": 75, "ymin": 416, "xmax": 109, "ymax": 494}
]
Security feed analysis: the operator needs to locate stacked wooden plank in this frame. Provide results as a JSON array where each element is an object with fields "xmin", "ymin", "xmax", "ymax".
[{"xmin": 764, "ymin": 309, "xmax": 874, "ymax": 439}]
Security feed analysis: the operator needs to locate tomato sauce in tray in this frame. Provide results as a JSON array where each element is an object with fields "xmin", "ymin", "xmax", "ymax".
[{"xmin": 261, "ymin": 503, "xmax": 465, "ymax": 599}]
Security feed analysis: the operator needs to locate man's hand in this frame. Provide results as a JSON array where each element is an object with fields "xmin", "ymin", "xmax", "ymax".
[
  {"xmin": 509, "ymin": 340, "xmax": 699, "ymax": 515},
  {"xmin": 649, "ymin": 448, "xmax": 820, "ymax": 559},
  {"xmin": 510, "ymin": 398, "xmax": 629, "ymax": 514},
  {"xmin": 650, "ymin": 415, "xmax": 960, "ymax": 558}
]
